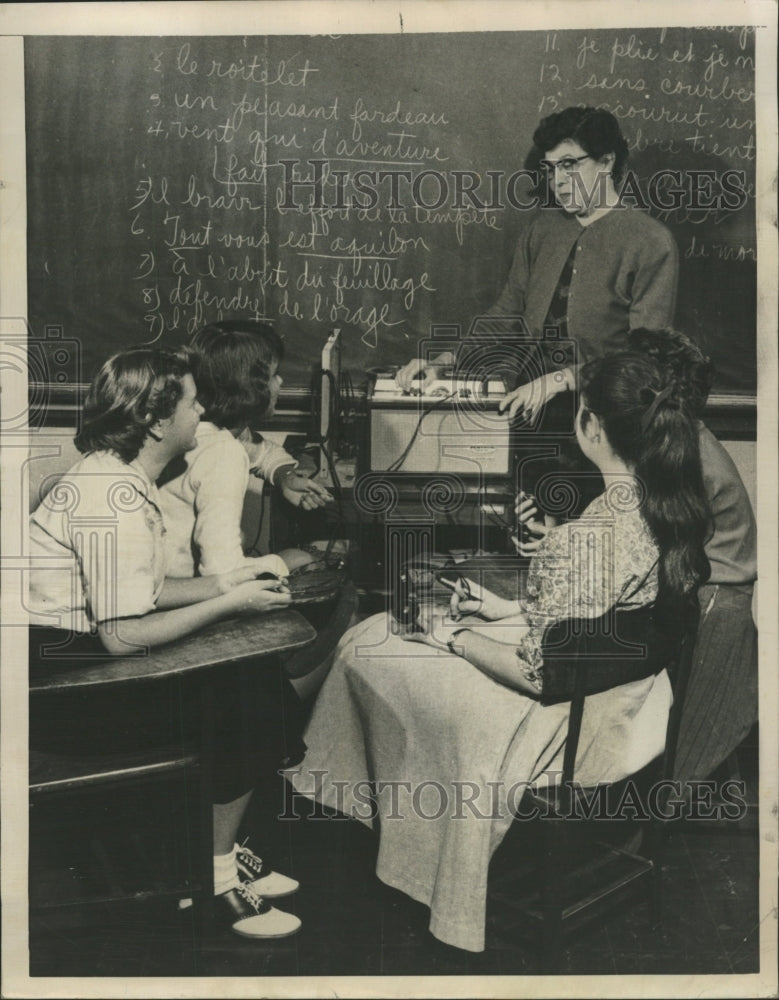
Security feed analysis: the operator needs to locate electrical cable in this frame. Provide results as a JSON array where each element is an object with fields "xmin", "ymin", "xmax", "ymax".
[
  {"xmin": 315, "ymin": 368, "xmax": 348, "ymax": 558},
  {"xmin": 386, "ymin": 390, "xmax": 457, "ymax": 473},
  {"xmin": 338, "ymin": 369, "xmax": 359, "ymax": 458},
  {"xmin": 481, "ymin": 504, "xmax": 514, "ymax": 532}
]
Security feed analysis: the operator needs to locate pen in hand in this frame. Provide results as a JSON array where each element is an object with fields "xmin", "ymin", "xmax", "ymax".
[{"xmin": 437, "ymin": 574, "xmax": 471, "ymax": 621}]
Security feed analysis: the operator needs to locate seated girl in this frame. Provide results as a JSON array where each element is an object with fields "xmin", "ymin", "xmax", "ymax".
[
  {"xmin": 156, "ymin": 321, "xmax": 355, "ymax": 885},
  {"xmin": 159, "ymin": 319, "xmax": 331, "ymax": 581},
  {"xmin": 287, "ymin": 351, "xmax": 711, "ymax": 953},
  {"xmin": 29, "ymin": 348, "xmax": 303, "ymax": 940},
  {"xmin": 158, "ymin": 320, "xmax": 351, "ymax": 689}
]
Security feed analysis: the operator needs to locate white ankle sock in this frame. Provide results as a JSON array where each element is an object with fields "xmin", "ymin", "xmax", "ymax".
[{"xmin": 213, "ymin": 848, "xmax": 239, "ymax": 896}]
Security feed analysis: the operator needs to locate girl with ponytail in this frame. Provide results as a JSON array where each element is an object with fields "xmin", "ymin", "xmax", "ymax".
[
  {"xmin": 402, "ymin": 350, "xmax": 711, "ymax": 695},
  {"xmin": 288, "ymin": 350, "xmax": 712, "ymax": 952},
  {"xmin": 575, "ymin": 352, "xmax": 711, "ymax": 601}
]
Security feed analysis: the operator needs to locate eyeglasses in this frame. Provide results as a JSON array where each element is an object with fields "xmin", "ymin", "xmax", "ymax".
[{"xmin": 539, "ymin": 154, "xmax": 592, "ymax": 176}]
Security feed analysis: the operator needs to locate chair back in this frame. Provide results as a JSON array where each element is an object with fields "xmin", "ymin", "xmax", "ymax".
[{"xmin": 540, "ymin": 598, "xmax": 700, "ymax": 788}]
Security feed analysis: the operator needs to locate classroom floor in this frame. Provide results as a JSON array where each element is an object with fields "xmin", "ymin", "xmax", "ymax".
[{"xmin": 28, "ymin": 734, "xmax": 761, "ymax": 981}]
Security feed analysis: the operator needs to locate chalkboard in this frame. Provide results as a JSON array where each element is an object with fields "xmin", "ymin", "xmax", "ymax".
[{"xmin": 24, "ymin": 29, "xmax": 756, "ymax": 395}]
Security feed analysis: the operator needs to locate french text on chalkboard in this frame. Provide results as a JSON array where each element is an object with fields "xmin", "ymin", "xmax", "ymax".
[{"xmin": 25, "ymin": 28, "xmax": 756, "ymax": 393}]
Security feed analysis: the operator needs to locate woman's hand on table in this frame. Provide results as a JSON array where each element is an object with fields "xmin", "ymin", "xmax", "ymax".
[
  {"xmin": 512, "ymin": 492, "xmax": 551, "ymax": 557},
  {"xmin": 443, "ymin": 576, "xmax": 521, "ymax": 622},
  {"xmin": 227, "ymin": 577, "xmax": 292, "ymax": 614},
  {"xmin": 216, "ymin": 557, "xmax": 289, "ymax": 594}
]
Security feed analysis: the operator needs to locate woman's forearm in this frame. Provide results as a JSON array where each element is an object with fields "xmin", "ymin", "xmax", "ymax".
[
  {"xmin": 156, "ymin": 575, "xmax": 222, "ymax": 609},
  {"xmin": 450, "ymin": 629, "xmax": 541, "ymax": 697},
  {"xmin": 548, "ymin": 366, "xmax": 578, "ymax": 397},
  {"xmin": 97, "ymin": 591, "xmax": 238, "ymax": 654}
]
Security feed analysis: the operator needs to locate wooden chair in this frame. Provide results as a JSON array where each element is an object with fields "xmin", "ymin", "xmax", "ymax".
[
  {"xmin": 29, "ymin": 611, "xmax": 316, "ymax": 941},
  {"xmin": 489, "ymin": 598, "xmax": 699, "ymax": 969}
]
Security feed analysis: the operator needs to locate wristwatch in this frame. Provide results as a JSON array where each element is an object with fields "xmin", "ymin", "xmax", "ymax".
[{"xmin": 446, "ymin": 628, "xmax": 471, "ymax": 655}]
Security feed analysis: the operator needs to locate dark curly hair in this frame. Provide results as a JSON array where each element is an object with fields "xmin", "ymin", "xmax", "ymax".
[
  {"xmin": 627, "ymin": 327, "xmax": 714, "ymax": 417},
  {"xmin": 533, "ymin": 106, "xmax": 630, "ymax": 183},
  {"xmin": 75, "ymin": 349, "xmax": 191, "ymax": 463},
  {"xmin": 579, "ymin": 352, "xmax": 711, "ymax": 599},
  {"xmin": 187, "ymin": 320, "xmax": 283, "ymax": 430}
]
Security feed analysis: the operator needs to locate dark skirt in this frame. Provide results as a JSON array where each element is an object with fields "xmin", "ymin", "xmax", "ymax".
[
  {"xmin": 673, "ymin": 584, "xmax": 758, "ymax": 782},
  {"xmin": 29, "ymin": 626, "xmax": 307, "ymax": 804}
]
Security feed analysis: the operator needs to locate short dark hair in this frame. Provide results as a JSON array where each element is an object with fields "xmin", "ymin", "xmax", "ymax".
[
  {"xmin": 194, "ymin": 319, "xmax": 284, "ymax": 365},
  {"xmin": 75, "ymin": 349, "xmax": 191, "ymax": 463},
  {"xmin": 533, "ymin": 107, "xmax": 630, "ymax": 183},
  {"xmin": 627, "ymin": 327, "xmax": 714, "ymax": 416},
  {"xmin": 188, "ymin": 321, "xmax": 281, "ymax": 429}
]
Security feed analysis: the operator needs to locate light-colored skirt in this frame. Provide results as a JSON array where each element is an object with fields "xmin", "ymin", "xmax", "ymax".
[{"xmin": 288, "ymin": 611, "xmax": 672, "ymax": 952}]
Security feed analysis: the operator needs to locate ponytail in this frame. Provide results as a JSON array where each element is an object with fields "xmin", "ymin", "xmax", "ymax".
[
  {"xmin": 580, "ymin": 354, "xmax": 711, "ymax": 599},
  {"xmin": 636, "ymin": 385, "xmax": 711, "ymax": 596}
]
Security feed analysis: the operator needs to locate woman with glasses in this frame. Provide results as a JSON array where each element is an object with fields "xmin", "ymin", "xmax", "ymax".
[
  {"xmin": 396, "ymin": 107, "xmax": 678, "ymax": 423},
  {"xmin": 396, "ymin": 106, "xmax": 679, "ymax": 521}
]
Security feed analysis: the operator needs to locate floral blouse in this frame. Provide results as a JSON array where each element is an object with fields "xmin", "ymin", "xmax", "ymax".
[{"xmin": 516, "ymin": 488, "xmax": 660, "ymax": 691}]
